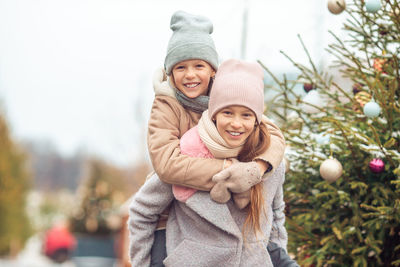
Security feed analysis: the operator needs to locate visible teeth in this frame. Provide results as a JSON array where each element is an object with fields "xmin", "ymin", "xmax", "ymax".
[
  {"xmin": 229, "ymin": 132, "xmax": 240, "ymax": 136},
  {"xmin": 185, "ymin": 83, "xmax": 199, "ymax": 88}
]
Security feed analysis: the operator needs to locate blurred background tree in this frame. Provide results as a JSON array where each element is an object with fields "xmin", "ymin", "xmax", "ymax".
[
  {"xmin": 69, "ymin": 157, "xmax": 148, "ymax": 236},
  {"xmin": 70, "ymin": 158, "xmax": 130, "ymax": 236},
  {"xmin": 261, "ymin": 0, "xmax": 400, "ymax": 266},
  {"xmin": 0, "ymin": 112, "xmax": 32, "ymax": 257},
  {"xmin": 68, "ymin": 157, "xmax": 148, "ymax": 264}
]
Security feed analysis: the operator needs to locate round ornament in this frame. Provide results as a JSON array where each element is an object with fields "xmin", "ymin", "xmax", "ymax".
[
  {"xmin": 303, "ymin": 83, "xmax": 315, "ymax": 93},
  {"xmin": 363, "ymin": 101, "xmax": 381, "ymax": 118},
  {"xmin": 369, "ymin": 158, "xmax": 384, "ymax": 173},
  {"xmin": 352, "ymin": 83, "xmax": 363, "ymax": 95},
  {"xmin": 353, "ymin": 91, "xmax": 372, "ymax": 112},
  {"xmin": 287, "ymin": 111, "xmax": 303, "ymax": 130},
  {"xmin": 390, "ymin": 7, "xmax": 400, "ymax": 17},
  {"xmin": 365, "ymin": 0, "xmax": 381, "ymax": 13},
  {"xmin": 320, "ymin": 158, "xmax": 343, "ymax": 182},
  {"xmin": 301, "ymin": 90, "xmax": 323, "ymax": 114},
  {"xmin": 327, "ymin": 0, "xmax": 346, "ymax": 14}
]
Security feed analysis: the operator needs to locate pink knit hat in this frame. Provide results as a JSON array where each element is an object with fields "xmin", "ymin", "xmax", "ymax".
[{"xmin": 208, "ymin": 59, "xmax": 264, "ymax": 122}]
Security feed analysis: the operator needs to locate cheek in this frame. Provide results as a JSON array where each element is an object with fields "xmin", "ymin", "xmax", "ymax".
[
  {"xmin": 201, "ymin": 72, "xmax": 212, "ymax": 82},
  {"xmin": 173, "ymin": 75, "xmax": 181, "ymax": 84},
  {"xmin": 215, "ymin": 119, "xmax": 227, "ymax": 133},
  {"xmin": 244, "ymin": 121, "xmax": 256, "ymax": 132},
  {"xmin": 216, "ymin": 122, "xmax": 223, "ymax": 133}
]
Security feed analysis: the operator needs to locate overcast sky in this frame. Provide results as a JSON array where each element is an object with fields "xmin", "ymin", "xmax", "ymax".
[{"xmin": 0, "ymin": 0, "xmax": 345, "ymax": 166}]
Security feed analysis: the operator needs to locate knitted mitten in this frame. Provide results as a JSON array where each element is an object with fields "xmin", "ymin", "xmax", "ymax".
[
  {"xmin": 210, "ymin": 160, "xmax": 262, "ymax": 203},
  {"xmin": 210, "ymin": 181, "xmax": 231, "ymax": 203},
  {"xmin": 232, "ymin": 190, "xmax": 251, "ymax": 209},
  {"xmin": 152, "ymin": 67, "xmax": 175, "ymax": 97}
]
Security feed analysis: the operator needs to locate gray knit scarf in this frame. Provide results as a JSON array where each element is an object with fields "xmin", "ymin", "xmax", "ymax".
[{"xmin": 175, "ymin": 90, "xmax": 209, "ymax": 114}]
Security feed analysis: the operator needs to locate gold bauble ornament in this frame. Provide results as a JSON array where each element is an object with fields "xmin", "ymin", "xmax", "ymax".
[
  {"xmin": 390, "ymin": 7, "xmax": 400, "ymax": 17},
  {"xmin": 327, "ymin": 0, "xmax": 346, "ymax": 14},
  {"xmin": 320, "ymin": 158, "xmax": 343, "ymax": 182},
  {"xmin": 353, "ymin": 91, "xmax": 372, "ymax": 112},
  {"xmin": 286, "ymin": 112, "xmax": 303, "ymax": 130}
]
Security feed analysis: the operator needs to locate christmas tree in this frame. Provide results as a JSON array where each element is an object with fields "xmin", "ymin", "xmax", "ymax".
[
  {"xmin": 0, "ymin": 112, "xmax": 32, "ymax": 256},
  {"xmin": 261, "ymin": 0, "xmax": 400, "ymax": 266}
]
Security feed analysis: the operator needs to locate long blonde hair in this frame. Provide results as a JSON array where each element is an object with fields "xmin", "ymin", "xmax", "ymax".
[{"xmin": 237, "ymin": 122, "xmax": 270, "ymax": 238}]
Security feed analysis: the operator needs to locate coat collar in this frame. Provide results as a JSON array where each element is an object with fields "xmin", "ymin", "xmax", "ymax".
[
  {"xmin": 185, "ymin": 192, "xmax": 243, "ymax": 238},
  {"xmin": 153, "ymin": 67, "xmax": 176, "ymax": 98}
]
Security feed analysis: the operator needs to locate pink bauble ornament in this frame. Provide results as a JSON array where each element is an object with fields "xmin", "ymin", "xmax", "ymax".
[
  {"xmin": 369, "ymin": 158, "xmax": 385, "ymax": 173},
  {"xmin": 320, "ymin": 158, "xmax": 343, "ymax": 182}
]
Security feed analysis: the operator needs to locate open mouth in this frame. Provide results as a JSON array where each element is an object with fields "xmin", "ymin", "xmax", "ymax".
[
  {"xmin": 184, "ymin": 82, "xmax": 200, "ymax": 88},
  {"xmin": 227, "ymin": 131, "xmax": 243, "ymax": 137}
]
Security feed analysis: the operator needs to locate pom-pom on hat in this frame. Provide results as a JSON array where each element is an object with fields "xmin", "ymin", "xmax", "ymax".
[
  {"xmin": 208, "ymin": 59, "xmax": 265, "ymax": 123},
  {"xmin": 164, "ymin": 10, "xmax": 219, "ymax": 75}
]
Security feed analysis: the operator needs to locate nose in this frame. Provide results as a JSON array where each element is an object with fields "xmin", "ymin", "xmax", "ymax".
[
  {"xmin": 230, "ymin": 117, "xmax": 242, "ymax": 129},
  {"xmin": 185, "ymin": 67, "xmax": 195, "ymax": 79}
]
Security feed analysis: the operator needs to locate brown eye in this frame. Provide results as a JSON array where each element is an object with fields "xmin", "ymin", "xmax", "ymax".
[{"xmin": 174, "ymin": 65, "xmax": 185, "ymax": 70}]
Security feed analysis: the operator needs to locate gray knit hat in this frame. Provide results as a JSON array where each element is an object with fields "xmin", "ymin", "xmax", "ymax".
[{"xmin": 164, "ymin": 10, "xmax": 219, "ymax": 75}]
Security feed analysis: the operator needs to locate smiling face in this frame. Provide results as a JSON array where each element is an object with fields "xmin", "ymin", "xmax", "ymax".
[
  {"xmin": 171, "ymin": 59, "xmax": 215, "ymax": 98},
  {"xmin": 214, "ymin": 105, "xmax": 256, "ymax": 148}
]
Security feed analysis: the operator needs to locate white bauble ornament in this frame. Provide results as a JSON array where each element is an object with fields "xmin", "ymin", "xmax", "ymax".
[
  {"xmin": 327, "ymin": 0, "xmax": 346, "ymax": 14},
  {"xmin": 301, "ymin": 90, "xmax": 323, "ymax": 114},
  {"xmin": 365, "ymin": 0, "xmax": 381, "ymax": 13},
  {"xmin": 363, "ymin": 101, "xmax": 381, "ymax": 118},
  {"xmin": 320, "ymin": 158, "xmax": 343, "ymax": 182}
]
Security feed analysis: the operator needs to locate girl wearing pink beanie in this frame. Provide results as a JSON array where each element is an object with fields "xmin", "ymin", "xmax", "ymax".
[
  {"xmin": 129, "ymin": 59, "xmax": 298, "ymax": 266},
  {"xmin": 135, "ymin": 10, "xmax": 286, "ymax": 266}
]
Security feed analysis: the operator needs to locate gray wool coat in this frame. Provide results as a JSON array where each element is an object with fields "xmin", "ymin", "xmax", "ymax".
[{"xmin": 128, "ymin": 162, "xmax": 287, "ymax": 267}]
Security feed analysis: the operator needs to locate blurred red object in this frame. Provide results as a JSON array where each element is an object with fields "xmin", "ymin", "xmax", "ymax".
[{"xmin": 44, "ymin": 224, "xmax": 76, "ymax": 263}]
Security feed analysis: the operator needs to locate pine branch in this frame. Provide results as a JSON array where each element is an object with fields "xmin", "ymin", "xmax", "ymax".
[{"xmin": 368, "ymin": 123, "xmax": 397, "ymax": 168}]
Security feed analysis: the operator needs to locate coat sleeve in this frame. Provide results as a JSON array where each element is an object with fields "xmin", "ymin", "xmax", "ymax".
[
  {"xmin": 257, "ymin": 116, "xmax": 286, "ymax": 173},
  {"xmin": 269, "ymin": 163, "xmax": 288, "ymax": 250},
  {"xmin": 128, "ymin": 173, "xmax": 174, "ymax": 267},
  {"xmin": 147, "ymin": 96, "xmax": 224, "ymax": 191},
  {"xmin": 267, "ymin": 242, "xmax": 299, "ymax": 267}
]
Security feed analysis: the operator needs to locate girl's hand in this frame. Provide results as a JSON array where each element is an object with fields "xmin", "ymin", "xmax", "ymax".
[
  {"xmin": 232, "ymin": 190, "xmax": 251, "ymax": 209},
  {"xmin": 210, "ymin": 161, "xmax": 262, "ymax": 203}
]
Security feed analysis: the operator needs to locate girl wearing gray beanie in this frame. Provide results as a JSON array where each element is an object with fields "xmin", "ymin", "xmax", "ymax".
[
  {"xmin": 129, "ymin": 9, "xmax": 290, "ymax": 267},
  {"xmin": 129, "ymin": 59, "xmax": 298, "ymax": 266}
]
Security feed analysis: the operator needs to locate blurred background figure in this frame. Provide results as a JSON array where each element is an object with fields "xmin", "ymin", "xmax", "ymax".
[{"xmin": 43, "ymin": 223, "xmax": 76, "ymax": 264}]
